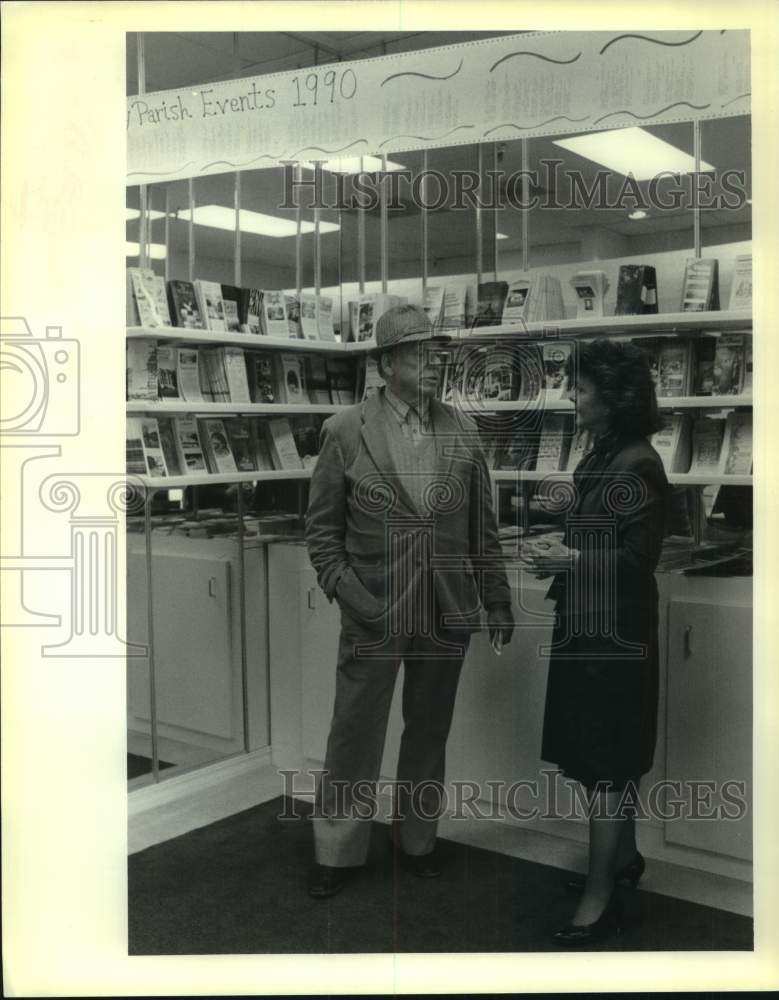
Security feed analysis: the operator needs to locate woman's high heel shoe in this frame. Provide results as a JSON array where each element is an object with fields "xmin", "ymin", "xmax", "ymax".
[
  {"xmin": 565, "ymin": 851, "xmax": 645, "ymax": 893},
  {"xmin": 552, "ymin": 893, "xmax": 625, "ymax": 947}
]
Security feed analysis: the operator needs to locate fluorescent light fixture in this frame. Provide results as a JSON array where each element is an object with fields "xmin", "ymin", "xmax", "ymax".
[
  {"xmin": 497, "ymin": 232, "xmax": 509, "ymax": 240},
  {"xmin": 176, "ymin": 205, "xmax": 339, "ymax": 237},
  {"xmin": 125, "ymin": 241, "xmax": 167, "ymax": 260},
  {"xmin": 552, "ymin": 128, "xmax": 714, "ymax": 181},
  {"xmin": 126, "ymin": 208, "xmax": 165, "ymax": 221},
  {"xmin": 628, "ymin": 209, "xmax": 649, "ymax": 220},
  {"xmin": 301, "ymin": 155, "xmax": 405, "ymax": 173}
]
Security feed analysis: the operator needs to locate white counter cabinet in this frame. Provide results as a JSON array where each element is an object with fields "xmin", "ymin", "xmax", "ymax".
[
  {"xmin": 664, "ymin": 595, "xmax": 752, "ymax": 861},
  {"xmin": 127, "ymin": 534, "xmax": 270, "ymax": 765},
  {"xmin": 267, "ymin": 542, "xmax": 753, "ymax": 879}
]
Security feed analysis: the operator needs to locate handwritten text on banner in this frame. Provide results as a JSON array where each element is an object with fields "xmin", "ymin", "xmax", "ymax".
[{"xmin": 127, "ymin": 30, "xmax": 750, "ymax": 185}]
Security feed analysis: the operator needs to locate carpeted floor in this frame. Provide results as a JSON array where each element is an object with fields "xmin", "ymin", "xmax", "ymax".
[
  {"xmin": 127, "ymin": 753, "xmax": 175, "ymax": 780},
  {"xmin": 128, "ymin": 796, "xmax": 753, "ymax": 954}
]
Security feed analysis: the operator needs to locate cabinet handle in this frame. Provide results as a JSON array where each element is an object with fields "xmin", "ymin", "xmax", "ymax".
[
  {"xmin": 307, "ymin": 587, "xmax": 317, "ymax": 610},
  {"xmin": 683, "ymin": 625, "xmax": 693, "ymax": 659},
  {"xmin": 208, "ymin": 576, "xmax": 218, "ymax": 598}
]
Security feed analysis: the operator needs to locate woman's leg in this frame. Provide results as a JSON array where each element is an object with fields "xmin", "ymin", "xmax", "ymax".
[
  {"xmin": 616, "ymin": 812, "xmax": 638, "ymax": 869},
  {"xmin": 571, "ymin": 787, "xmax": 625, "ymax": 926},
  {"xmin": 614, "ymin": 778, "xmax": 641, "ymax": 869}
]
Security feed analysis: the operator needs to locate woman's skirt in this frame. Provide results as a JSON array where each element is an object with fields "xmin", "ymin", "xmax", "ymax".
[{"xmin": 541, "ymin": 599, "xmax": 659, "ymax": 791}]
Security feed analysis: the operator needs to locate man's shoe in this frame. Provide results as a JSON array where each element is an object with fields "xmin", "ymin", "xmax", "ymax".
[
  {"xmin": 307, "ymin": 863, "xmax": 352, "ymax": 899},
  {"xmin": 396, "ymin": 846, "xmax": 442, "ymax": 878}
]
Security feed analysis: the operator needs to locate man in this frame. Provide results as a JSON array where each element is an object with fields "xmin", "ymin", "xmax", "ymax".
[{"xmin": 304, "ymin": 304, "xmax": 514, "ymax": 898}]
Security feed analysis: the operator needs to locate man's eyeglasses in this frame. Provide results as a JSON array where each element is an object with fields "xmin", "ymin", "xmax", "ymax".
[{"xmin": 420, "ymin": 345, "xmax": 452, "ymax": 365}]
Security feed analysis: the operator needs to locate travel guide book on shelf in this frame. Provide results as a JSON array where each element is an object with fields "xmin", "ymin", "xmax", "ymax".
[
  {"xmin": 127, "ymin": 267, "xmax": 172, "ymax": 328},
  {"xmin": 126, "ymin": 341, "xmax": 158, "ymax": 401},
  {"xmin": 300, "ymin": 293, "xmax": 319, "ymax": 340},
  {"xmin": 265, "ymin": 418, "xmax": 304, "ymax": 470},
  {"xmin": 651, "ymin": 413, "xmax": 692, "ymax": 475},
  {"xmin": 167, "ymin": 280, "xmax": 205, "ymax": 329},
  {"xmin": 194, "ymin": 280, "xmax": 227, "ymax": 333},
  {"xmin": 220, "ymin": 284, "xmax": 243, "ymax": 333},
  {"xmin": 223, "ymin": 417, "xmax": 258, "ymax": 472},
  {"xmin": 199, "ymin": 418, "xmax": 238, "ymax": 475},
  {"xmin": 615, "ymin": 264, "xmax": 658, "ymax": 315},
  {"xmin": 172, "ymin": 417, "xmax": 208, "ymax": 476},
  {"xmin": 689, "ymin": 417, "xmax": 726, "ymax": 476},
  {"xmin": 278, "ymin": 353, "xmax": 307, "ymax": 404},
  {"xmin": 720, "ymin": 411, "xmax": 753, "ymax": 476},
  {"xmin": 680, "ymin": 258, "xmax": 720, "ymax": 312},
  {"xmin": 139, "ymin": 417, "xmax": 168, "ymax": 478},
  {"xmin": 262, "ymin": 291, "xmax": 290, "ymax": 338},
  {"xmin": 569, "ymin": 270, "xmax": 609, "ymax": 318},
  {"xmin": 156, "ymin": 345, "xmax": 180, "ymax": 400},
  {"xmin": 286, "ymin": 294, "xmax": 302, "ymax": 338},
  {"xmin": 535, "ymin": 413, "xmax": 571, "ymax": 472}
]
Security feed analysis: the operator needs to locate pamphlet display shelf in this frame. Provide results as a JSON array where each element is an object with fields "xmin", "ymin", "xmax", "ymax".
[
  {"xmin": 490, "ymin": 470, "xmax": 753, "ymax": 487},
  {"xmin": 456, "ymin": 310, "xmax": 753, "ymax": 341},
  {"xmin": 135, "ymin": 469, "xmax": 312, "ymax": 490},
  {"xmin": 125, "ymin": 315, "xmax": 753, "ymax": 490},
  {"xmin": 127, "ymin": 401, "xmax": 343, "ymax": 416},
  {"xmin": 127, "ymin": 326, "xmax": 372, "ymax": 354},
  {"xmin": 456, "ymin": 395, "xmax": 753, "ymax": 413},
  {"xmin": 132, "ymin": 469, "xmax": 754, "ymax": 491},
  {"xmin": 447, "ymin": 311, "xmax": 753, "ymax": 494}
]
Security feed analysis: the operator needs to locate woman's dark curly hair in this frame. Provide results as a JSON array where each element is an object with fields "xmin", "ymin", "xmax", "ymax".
[{"xmin": 565, "ymin": 338, "xmax": 663, "ymax": 438}]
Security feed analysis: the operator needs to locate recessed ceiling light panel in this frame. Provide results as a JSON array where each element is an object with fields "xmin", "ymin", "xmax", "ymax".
[
  {"xmin": 301, "ymin": 155, "xmax": 405, "ymax": 173},
  {"xmin": 125, "ymin": 240, "xmax": 167, "ymax": 259},
  {"xmin": 126, "ymin": 208, "xmax": 165, "ymax": 222},
  {"xmin": 176, "ymin": 205, "xmax": 339, "ymax": 237},
  {"xmin": 552, "ymin": 128, "xmax": 714, "ymax": 181}
]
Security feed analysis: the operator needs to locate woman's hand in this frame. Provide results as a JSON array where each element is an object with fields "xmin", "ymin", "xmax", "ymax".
[{"xmin": 521, "ymin": 539, "xmax": 580, "ymax": 579}]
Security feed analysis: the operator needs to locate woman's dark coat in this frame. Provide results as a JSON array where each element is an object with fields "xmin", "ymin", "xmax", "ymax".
[{"xmin": 541, "ymin": 432, "xmax": 668, "ymax": 789}]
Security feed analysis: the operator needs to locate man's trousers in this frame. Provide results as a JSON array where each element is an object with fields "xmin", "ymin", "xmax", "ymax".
[{"xmin": 313, "ymin": 613, "xmax": 470, "ymax": 868}]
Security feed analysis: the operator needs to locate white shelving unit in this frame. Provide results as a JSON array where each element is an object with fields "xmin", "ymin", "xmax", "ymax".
[
  {"xmin": 134, "ymin": 469, "xmax": 311, "ymax": 490},
  {"xmin": 457, "ymin": 309, "xmax": 752, "ymax": 340},
  {"xmin": 450, "ymin": 309, "xmax": 753, "ymax": 498},
  {"xmin": 490, "ymin": 470, "xmax": 753, "ymax": 487},
  {"xmin": 127, "ymin": 326, "xmax": 374, "ymax": 354},
  {"xmin": 126, "ymin": 307, "xmax": 753, "ymax": 490},
  {"xmin": 456, "ymin": 395, "xmax": 752, "ymax": 413},
  {"xmin": 133, "ymin": 469, "xmax": 754, "ymax": 490},
  {"xmin": 129, "ymin": 309, "xmax": 751, "ymax": 351},
  {"xmin": 127, "ymin": 401, "xmax": 342, "ymax": 416}
]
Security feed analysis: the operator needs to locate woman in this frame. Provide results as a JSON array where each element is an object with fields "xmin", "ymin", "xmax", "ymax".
[{"xmin": 525, "ymin": 338, "xmax": 667, "ymax": 946}]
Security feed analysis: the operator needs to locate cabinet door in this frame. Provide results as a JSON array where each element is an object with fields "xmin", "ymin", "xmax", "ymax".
[
  {"xmin": 665, "ymin": 599, "xmax": 752, "ymax": 861},
  {"xmin": 128, "ymin": 550, "xmax": 240, "ymax": 746}
]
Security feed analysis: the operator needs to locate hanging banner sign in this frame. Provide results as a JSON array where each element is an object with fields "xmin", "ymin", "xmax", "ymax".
[{"xmin": 127, "ymin": 29, "xmax": 750, "ymax": 185}]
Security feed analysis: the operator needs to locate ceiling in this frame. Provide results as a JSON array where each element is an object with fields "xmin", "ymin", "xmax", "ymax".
[{"xmin": 127, "ymin": 32, "xmax": 751, "ymax": 284}]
